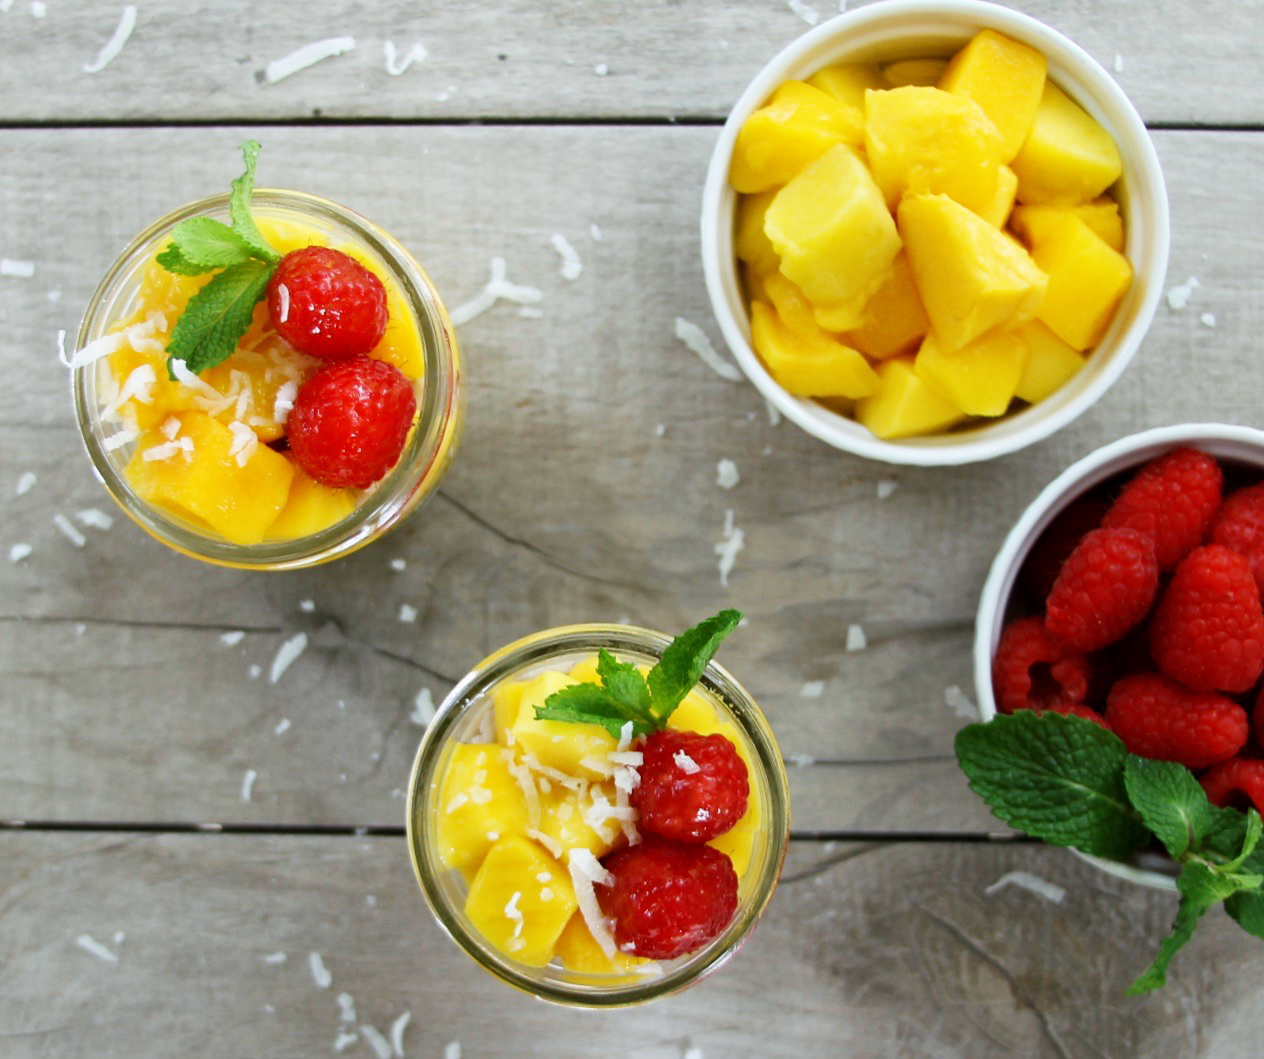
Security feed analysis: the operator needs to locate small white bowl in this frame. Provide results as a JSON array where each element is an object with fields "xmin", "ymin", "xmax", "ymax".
[
  {"xmin": 700, "ymin": 0, "xmax": 1169, "ymax": 466},
  {"xmin": 973, "ymin": 423, "xmax": 1264, "ymax": 889}
]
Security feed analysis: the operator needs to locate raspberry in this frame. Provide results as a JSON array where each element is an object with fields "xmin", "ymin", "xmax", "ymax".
[
  {"xmin": 631, "ymin": 729, "xmax": 749, "ymax": 843},
  {"xmin": 287, "ymin": 356, "xmax": 416, "ymax": 489},
  {"xmin": 992, "ymin": 616, "xmax": 1090, "ymax": 715},
  {"xmin": 268, "ymin": 246, "xmax": 388, "ymax": 359},
  {"xmin": 1018, "ymin": 496, "xmax": 1108, "ymax": 601},
  {"xmin": 1100, "ymin": 448, "xmax": 1222, "ymax": 569},
  {"xmin": 1150, "ymin": 544, "xmax": 1264, "ymax": 693},
  {"xmin": 597, "ymin": 838, "xmax": 738, "ymax": 960},
  {"xmin": 1043, "ymin": 702, "xmax": 1109, "ymax": 729},
  {"xmin": 1210, "ymin": 483, "xmax": 1264, "ymax": 596},
  {"xmin": 1045, "ymin": 528, "xmax": 1158, "ymax": 652},
  {"xmin": 1200, "ymin": 758, "xmax": 1264, "ymax": 814},
  {"xmin": 1105, "ymin": 673, "xmax": 1247, "ymax": 768}
]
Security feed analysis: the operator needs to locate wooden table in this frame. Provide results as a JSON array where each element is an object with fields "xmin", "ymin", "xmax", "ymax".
[{"xmin": 2, "ymin": 2, "xmax": 1262, "ymax": 1055}]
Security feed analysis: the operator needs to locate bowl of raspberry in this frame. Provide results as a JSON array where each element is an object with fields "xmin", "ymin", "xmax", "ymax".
[
  {"xmin": 405, "ymin": 613, "xmax": 790, "ymax": 1005},
  {"xmin": 974, "ymin": 423, "xmax": 1264, "ymax": 889},
  {"xmin": 70, "ymin": 142, "xmax": 461, "ymax": 569}
]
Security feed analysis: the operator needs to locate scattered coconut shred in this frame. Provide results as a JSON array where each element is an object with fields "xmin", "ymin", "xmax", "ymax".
[
  {"xmin": 788, "ymin": 0, "xmax": 820, "ymax": 26},
  {"xmin": 0, "ymin": 259, "xmax": 35, "ymax": 278},
  {"xmin": 984, "ymin": 870, "xmax": 1066, "ymax": 905},
  {"xmin": 675, "ymin": 317, "xmax": 742, "ymax": 381},
  {"xmin": 449, "ymin": 258, "xmax": 544, "ymax": 326},
  {"xmin": 15, "ymin": 471, "xmax": 36, "ymax": 496},
  {"xmin": 240, "ymin": 768, "xmax": 257, "ymax": 802},
  {"xmin": 53, "ymin": 513, "xmax": 86, "ymax": 548},
  {"xmin": 1166, "ymin": 276, "xmax": 1199, "ymax": 311},
  {"xmin": 263, "ymin": 36, "xmax": 356, "ymax": 85},
  {"xmin": 384, "ymin": 40, "xmax": 427, "ymax": 76},
  {"xmin": 83, "ymin": 5, "xmax": 137, "ymax": 74},
  {"xmin": 309, "ymin": 951, "xmax": 332, "ymax": 989},
  {"xmin": 715, "ymin": 509, "xmax": 745, "ymax": 587},
  {"xmin": 550, "ymin": 234, "xmax": 583, "ymax": 280},
  {"xmin": 75, "ymin": 933, "xmax": 119, "ymax": 964},
  {"xmin": 9, "ymin": 543, "xmax": 32, "ymax": 563},
  {"xmin": 360, "ymin": 1024, "xmax": 392, "ymax": 1059},
  {"xmin": 944, "ymin": 684, "xmax": 976, "ymax": 719},
  {"xmin": 269, "ymin": 633, "xmax": 308, "ymax": 684},
  {"xmin": 716, "ymin": 458, "xmax": 739, "ymax": 490},
  {"xmin": 846, "ymin": 623, "xmax": 867, "ymax": 652},
  {"xmin": 410, "ymin": 687, "xmax": 435, "ymax": 727}
]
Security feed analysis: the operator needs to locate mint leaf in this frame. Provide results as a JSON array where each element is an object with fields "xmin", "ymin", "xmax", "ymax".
[
  {"xmin": 1124, "ymin": 756, "xmax": 1213, "ymax": 859},
  {"xmin": 1127, "ymin": 861, "xmax": 1223, "ymax": 995},
  {"xmin": 955, "ymin": 712, "xmax": 1149, "ymax": 859},
  {"xmin": 1201, "ymin": 805, "xmax": 1250, "ymax": 862},
  {"xmin": 1226, "ymin": 890, "xmax": 1264, "ymax": 940},
  {"xmin": 595, "ymin": 649, "xmax": 654, "ymax": 729},
  {"xmin": 229, "ymin": 140, "xmax": 278, "ymax": 264},
  {"xmin": 161, "ymin": 216, "xmax": 254, "ymax": 274},
  {"xmin": 156, "ymin": 244, "xmax": 210, "ymax": 276},
  {"xmin": 165, "ymin": 258, "xmax": 274, "ymax": 375},
  {"xmin": 536, "ymin": 682, "xmax": 654, "ymax": 740},
  {"xmin": 646, "ymin": 608, "xmax": 742, "ymax": 724}
]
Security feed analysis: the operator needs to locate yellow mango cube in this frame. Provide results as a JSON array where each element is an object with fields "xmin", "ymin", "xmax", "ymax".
[
  {"xmin": 729, "ymin": 82, "xmax": 864, "ymax": 194},
  {"xmin": 492, "ymin": 680, "xmax": 526, "ymax": 745},
  {"xmin": 135, "ymin": 255, "xmax": 213, "ymax": 318},
  {"xmin": 750, "ymin": 302, "xmax": 880, "ymax": 399},
  {"xmin": 201, "ymin": 344, "xmax": 304, "ymax": 444},
  {"xmin": 913, "ymin": 330, "xmax": 1028, "ymax": 417},
  {"xmin": 106, "ymin": 342, "xmax": 195, "ymax": 431},
  {"xmin": 864, "ymin": 86, "xmax": 1007, "ymax": 215},
  {"xmin": 464, "ymin": 835, "xmax": 577, "ymax": 966},
  {"xmin": 855, "ymin": 357, "xmax": 967, "ymax": 439},
  {"xmin": 1024, "ymin": 212, "xmax": 1132, "ymax": 349},
  {"xmin": 709, "ymin": 788, "xmax": 761, "ymax": 878},
  {"xmin": 939, "ymin": 29, "xmax": 1047, "ymax": 161},
  {"xmin": 434, "ymin": 743, "xmax": 530, "ymax": 871},
  {"xmin": 735, "ymin": 190, "xmax": 781, "ymax": 276},
  {"xmin": 1014, "ymin": 320, "xmax": 1086, "ymax": 403},
  {"xmin": 976, "ymin": 165, "xmax": 1019, "ymax": 228},
  {"xmin": 807, "ymin": 62, "xmax": 884, "ymax": 110},
  {"xmin": 899, "ymin": 193, "xmax": 1047, "ymax": 352},
  {"xmin": 1011, "ymin": 200, "xmax": 1124, "ymax": 253},
  {"xmin": 765, "ymin": 144, "xmax": 901, "ymax": 314},
  {"xmin": 369, "ymin": 282, "xmax": 426, "ymax": 381},
  {"xmin": 882, "ymin": 58, "xmax": 949, "ymax": 88},
  {"xmin": 1011, "ymin": 81, "xmax": 1122, "ymax": 204},
  {"xmin": 265, "ymin": 468, "xmax": 357, "ymax": 540},
  {"xmin": 536, "ymin": 780, "xmax": 620, "ymax": 859},
  {"xmin": 565, "ymin": 657, "xmax": 604, "ymax": 685},
  {"xmin": 510, "ymin": 671, "xmax": 618, "ymax": 780},
  {"xmin": 554, "ymin": 912, "xmax": 648, "ymax": 976},
  {"xmin": 845, "ymin": 251, "xmax": 930, "ymax": 361},
  {"xmin": 125, "ymin": 411, "xmax": 294, "ymax": 545}
]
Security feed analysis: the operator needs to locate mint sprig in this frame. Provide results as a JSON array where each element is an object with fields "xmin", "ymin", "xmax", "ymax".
[
  {"xmin": 956, "ymin": 712, "xmax": 1264, "ymax": 995},
  {"xmin": 158, "ymin": 140, "xmax": 280, "ymax": 377},
  {"xmin": 534, "ymin": 609, "xmax": 743, "ymax": 739}
]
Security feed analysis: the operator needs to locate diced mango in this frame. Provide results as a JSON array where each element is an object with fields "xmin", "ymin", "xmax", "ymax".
[
  {"xmin": 434, "ymin": 743, "xmax": 530, "ymax": 872},
  {"xmin": 763, "ymin": 271, "xmax": 832, "ymax": 339},
  {"xmin": 1011, "ymin": 200, "xmax": 1124, "ymax": 253},
  {"xmin": 845, "ymin": 251, "xmax": 930, "ymax": 361},
  {"xmin": 1014, "ymin": 320, "xmax": 1086, "ymax": 403},
  {"xmin": 554, "ymin": 912, "xmax": 648, "ymax": 976},
  {"xmin": 855, "ymin": 357, "xmax": 968, "ymax": 439},
  {"xmin": 1011, "ymin": 81, "xmax": 1122, "ymax": 204},
  {"xmin": 125, "ymin": 411, "xmax": 294, "ymax": 545},
  {"xmin": 882, "ymin": 58, "xmax": 949, "ymax": 88},
  {"xmin": 265, "ymin": 467, "xmax": 356, "ymax": 540},
  {"xmin": 565, "ymin": 657, "xmax": 603, "ymax": 685},
  {"xmin": 742, "ymin": 262, "xmax": 771, "ymax": 307},
  {"xmin": 938, "ymin": 29, "xmax": 1047, "ymax": 161},
  {"xmin": 864, "ymin": 86, "xmax": 1006, "ymax": 215},
  {"xmin": 750, "ymin": 301, "xmax": 880, "ymax": 399},
  {"xmin": 1024, "ymin": 213, "xmax": 1132, "ymax": 349},
  {"xmin": 510, "ymin": 671, "xmax": 618, "ymax": 779},
  {"xmin": 807, "ymin": 62, "xmax": 885, "ymax": 110},
  {"xmin": 135, "ymin": 255, "xmax": 213, "ymax": 318},
  {"xmin": 735, "ymin": 190, "xmax": 781, "ymax": 276},
  {"xmin": 765, "ymin": 145, "xmax": 901, "ymax": 316},
  {"xmin": 256, "ymin": 216, "xmax": 331, "ymax": 255},
  {"xmin": 729, "ymin": 83, "xmax": 864, "ymax": 194},
  {"xmin": 913, "ymin": 330, "xmax": 1027, "ymax": 417},
  {"xmin": 709, "ymin": 785, "xmax": 761, "ymax": 878},
  {"xmin": 200, "ymin": 345, "xmax": 301, "ymax": 444},
  {"xmin": 976, "ymin": 165, "xmax": 1019, "ymax": 228},
  {"xmin": 492, "ymin": 681, "xmax": 526, "ymax": 746},
  {"xmin": 667, "ymin": 690, "xmax": 732, "ymax": 737},
  {"xmin": 536, "ymin": 780, "xmax": 620, "ymax": 859},
  {"xmin": 899, "ymin": 194, "xmax": 1047, "ymax": 352},
  {"xmin": 369, "ymin": 281, "xmax": 425, "ymax": 381},
  {"xmin": 464, "ymin": 835, "xmax": 577, "ymax": 966},
  {"xmin": 106, "ymin": 341, "xmax": 195, "ymax": 431}
]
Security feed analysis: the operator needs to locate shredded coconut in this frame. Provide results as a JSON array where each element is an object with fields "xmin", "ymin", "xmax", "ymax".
[
  {"xmin": 337, "ymin": 992, "xmax": 357, "ymax": 1022},
  {"xmin": 1200, "ymin": 312, "xmax": 1217, "ymax": 328},
  {"xmin": 1113, "ymin": 52, "xmax": 1124, "ymax": 73},
  {"xmin": 62, "ymin": 328, "xmax": 125, "ymax": 369},
  {"xmin": 985, "ymin": 870, "xmax": 1067, "ymax": 904},
  {"xmin": 298, "ymin": 599, "xmax": 315, "ymax": 613},
  {"xmin": 846, "ymin": 624, "xmax": 867, "ymax": 652},
  {"xmin": 220, "ymin": 630, "xmax": 245, "ymax": 646},
  {"xmin": 609, "ymin": 751, "xmax": 643, "ymax": 767},
  {"xmin": 450, "ymin": 257, "xmax": 545, "ymax": 326},
  {"xmin": 675, "ymin": 317, "xmax": 742, "ymax": 381},
  {"xmin": 594, "ymin": 61, "xmax": 608, "ymax": 76},
  {"xmin": 389, "ymin": 557, "xmax": 406, "ymax": 572},
  {"xmin": 551, "ymin": 233, "xmax": 583, "ymax": 280},
  {"xmin": 788, "ymin": 0, "xmax": 820, "ymax": 24},
  {"xmin": 275, "ymin": 282, "xmax": 290, "ymax": 323},
  {"xmin": 100, "ymin": 363, "xmax": 157, "ymax": 421},
  {"xmin": 262, "ymin": 952, "xmax": 287, "ymax": 965},
  {"xmin": 227, "ymin": 421, "xmax": 258, "ymax": 467},
  {"xmin": 15, "ymin": 471, "xmax": 36, "ymax": 496},
  {"xmin": 590, "ymin": 224, "xmax": 602, "ymax": 240},
  {"xmin": 102, "ymin": 427, "xmax": 140, "ymax": 452},
  {"xmin": 508, "ymin": 760, "xmax": 542, "ymax": 827},
  {"xmin": 272, "ymin": 380, "xmax": 298, "ymax": 424},
  {"xmin": 170, "ymin": 358, "xmax": 224, "ymax": 400},
  {"xmin": 877, "ymin": 479, "xmax": 898, "ymax": 500},
  {"xmin": 141, "ymin": 436, "xmax": 194, "ymax": 462},
  {"xmin": 83, "ymin": 5, "xmax": 137, "ymax": 73},
  {"xmin": 568, "ymin": 849, "xmax": 617, "ymax": 957},
  {"xmin": 445, "ymin": 793, "xmax": 468, "ymax": 814},
  {"xmin": 0, "ymin": 258, "xmax": 34, "ymax": 278},
  {"xmin": 410, "ymin": 687, "xmax": 436, "ymax": 727},
  {"xmin": 390, "ymin": 1010, "xmax": 411, "ymax": 1056},
  {"xmin": 444, "ymin": 1044, "xmax": 461, "ymax": 1059},
  {"xmin": 398, "ymin": 603, "xmax": 417, "ymax": 623},
  {"xmin": 617, "ymin": 720, "xmax": 634, "ymax": 752},
  {"xmin": 334, "ymin": 1032, "xmax": 359, "ymax": 1054},
  {"xmin": 673, "ymin": 750, "xmax": 701, "ymax": 775},
  {"xmin": 787, "ymin": 752, "xmax": 816, "ymax": 767},
  {"xmin": 53, "ymin": 513, "xmax": 86, "ymax": 548},
  {"xmin": 264, "ymin": 36, "xmax": 356, "ymax": 84},
  {"xmin": 716, "ymin": 458, "xmax": 740, "ymax": 490},
  {"xmin": 715, "ymin": 508, "xmax": 745, "ymax": 587},
  {"xmin": 384, "ymin": 39, "xmax": 427, "ymax": 76},
  {"xmin": 240, "ymin": 768, "xmax": 257, "ymax": 801},
  {"xmin": 308, "ymin": 951, "xmax": 332, "ymax": 989},
  {"xmin": 274, "ymin": 717, "xmax": 291, "ymax": 735},
  {"xmin": 800, "ymin": 680, "xmax": 825, "ymax": 699},
  {"xmin": 159, "ymin": 417, "xmax": 180, "ymax": 441},
  {"xmin": 76, "ymin": 934, "xmax": 118, "ymax": 963},
  {"xmin": 8, "ymin": 543, "xmax": 32, "ymax": 562},
  {"xmin": 1166, "ymin": 276, "xmax": 1199, "ymax": 311},
  {"xmin": 360, "ymin": 1024, "xmax": 392, "ymax": 1059},
  {"xmin": 526, "ymin": 828, "xmax": 563, "ymax": 859},
  {"xmin": 504, "ymin": 891, "xmax": 524, "ymax": 937},
  {"xmin": 270, "ymin": 632, "xmax": 308, "ymax": 684},
  {"xmin": 945, "ymin": 684, "xmax": 976, "ymax": 718}
]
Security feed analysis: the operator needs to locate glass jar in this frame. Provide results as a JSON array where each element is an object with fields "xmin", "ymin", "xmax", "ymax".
[
  {"xmin": 71, "ymin": 190, "xmax": 462, "ymax": 569},
  {"xmin": 406, "ymin": 623, "xmax": 791, "ymax": 1006}
]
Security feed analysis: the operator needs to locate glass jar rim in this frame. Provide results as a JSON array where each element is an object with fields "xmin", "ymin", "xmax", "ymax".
[
  {"xmin": 405, "ymin": 622, "xmax": 791, "ymax": 1007},
  {"xmin": 71, "ymin": 189, "xmax": 461, "ymax": 569}
]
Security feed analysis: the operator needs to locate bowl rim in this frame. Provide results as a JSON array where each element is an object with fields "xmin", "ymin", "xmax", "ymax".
[
  {"xmin": 700, "ymin": 0, "xmax": 1171, "ymax": 466},
  {"xmin": 973, "ymin": 422, "xmax": 1264, "ymax": 890}
]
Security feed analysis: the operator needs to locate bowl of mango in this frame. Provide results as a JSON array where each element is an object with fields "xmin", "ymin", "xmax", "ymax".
[{"xmin": 701, "ymin": 0, "xmax": 1168, "ymax": 465}]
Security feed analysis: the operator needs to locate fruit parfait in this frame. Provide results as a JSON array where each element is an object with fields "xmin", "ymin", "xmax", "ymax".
[
  {"xmin": 70, "ymin": 142, "xmax": 461, "ymax": 568},
  {"xmin": 407, "ymin": 611, "xmax": 790, "ymax": 1005}
]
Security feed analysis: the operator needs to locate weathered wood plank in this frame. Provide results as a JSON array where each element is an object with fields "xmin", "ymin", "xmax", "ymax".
[
  {"xmin": 0, "ymin": 832, "xmax": 1258, "ymax": 1058},
  {"xmin": 0, "ymin": 0, "xmax": 1260, "ymax": 126}
]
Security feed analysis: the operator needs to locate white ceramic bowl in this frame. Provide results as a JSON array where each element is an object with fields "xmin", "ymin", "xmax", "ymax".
[
  {"xmin": 973, "ymin": 423, "xmax": 1264, "ymax": 889},
  {"xmin": 700, "ymin": 0, "xmax": 1170, "ymax": 466}
]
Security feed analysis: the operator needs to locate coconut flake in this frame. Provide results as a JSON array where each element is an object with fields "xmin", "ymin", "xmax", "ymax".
[
  {"xmin": 445, "ymin": 793, "xmax": 468, "ymax": 814},
  {"xmin": 716, "ymin": 458, "xmax": 740, "ymax": 490},
  {"xmin": 590, "ymin": 224, "xmax": 602, "ymax": 240},
  {"xmin": 76, "ymin": 934, "xmax": 118, "ymax": 963},
  {"xmin": 1166, "ymin": 276, "xmax": 1199, "ymax": 311},
  {"xmin": 308, "ymin": 951, "xmax": 332, "ymax": 989},
  {"xmin": 675, "ymin": 317, "xmax": 741, "ymax": 381},
  {"xmin": 169, "ymin": 358, "xmax": 224, "ymax": 400},
  {"xmin": 53, "ymin": 513, "xmax": 86, "ymax": 548},
  {"xmin": 274, "ymin": 282, "xmax": 291, "ymax": 324},
  {"xmin": 337, "ymin": 992, "xmax": 357, "ymax": 1023},
  {"xmin": 270, "ymin": 632, "xmax": 308, "ymax": 684},
  {"xmin": 673, "ymin": 750, "xmax": 701, "ymax": 775},
  {"xmin": 800, "ymin": 681, "xmax": 825, "ymax": 699},
  {"xmin": 272, "ymin": 380, "xmax": 298, "ymax": 424},
  {"xmin": 384, "ymin": 39, "xmax": 427, "ymax": 76},
  {"xmin": 504, "ymin": 891, "xmax": 524, "ymax": 937},
  {"xmin": 8, "ymin": 543, "xmax": 32, "ymax": 562},
  {"xmin": 410, "ymin": 687, "xmax": 435, "ymax": 727},
  {"xmin": 985, "ymin": 870, "xmax": 1066, "ymax": 904},
  {"xmin": 1200, "ymin": 312, "xmax": 1217, "ymax": 328},
  {"xmin": 298, "ymin": 599, "xmax": 315, "ymax": 613},
  {"xmin": 239, "ymin": 768, "xmax": 257, "ymax": 802},
  {"xmin": 617, "ymin": 720, "xmax": 634, "ymax": 752},
  {"xmin": 877, "ymin": 479, "xmax": 898, "ymax": 500},
  {"xmin": 100, "ymin": 363, "xmax": 157, "ymax": 421},
  {"xmin": 593, "ymin": 61, "xmax": 608, "ymax": 76},
  {"xmin": 334, "ymin": 1032, "xmax": 359, "ymax": 1053},
  {"xmin": 846, "ymin": 623, "xmax": 867, "ymax": 652},
  {"xmin": 390, "ymin": 1010, "xmax": 411, "ymax": 1056},
  {"xmin": 1113, "ymin": 52, "xmax": 1124, "ymax": 73},
  {"xmin": 264, "ymin": 36, "xmax": 356, "ymax": 84},
  {"xmin": 944, "ymin": 684, "xmax": 976, "ymax": 718},
  {"xmin": 274, "ymin": 717, "xmax": 291, "ymax": 735},
  {"xmin": 102, "ymin": 427, "xmax": 140, "ymax": 452},
  {"xmin": 550, "ymin": 233, "xmax": 583, "ymax": 280},
  {"xmin": 262, "ymin": 951, "xmax": 287, "ymax": 965},
  {"xmin": 360, "ymin": 1024, "xmax": 392, "ymax": 1059},
  {"xmin": 389, "ymin": 557, "xmax": 406, "ymax": 572},
  {"xmin": 787, "ymin": 752, "xmax": 816, "ymax": 767},
  {"xmin": 444, "ymin": 1044, "xmax": 461, "ymax": 1059},
  {"xmin": 15, "ymin": 471, "xmax": 36, "ymax": 496},
  {"xmin": 608, "ymin": 751, "xmax": 643, "ymax": 767},
  {"xmin": 227, "ymin": 421, "xmax": 258, "ymax": 467},
  {"xmin": 398, "ymin": 603, "xmax": 417, "ymax": 623},
  {"xmin": 220, "ymin": 630, "xmax": 245, "ymax": 646},
  {"xmin": 788, "ymin": 0, "xmax": 820, "ymax": 25},
  {"xmin": 508, "ymin": 760, "xmax": 542, "ymax": 828},
  {"xmin": 715, "ymin": 508, "xmax": 745, "ymax": 587},
  {"xmin": 0, "ymin": 258, "xmax": 34, "ymax": 278},
  {"xmin": 526, "ymin": 828, "xmax": 563, "ymax": 859},
  {"xmin": 568, "ymin": 849, "xmax": 618, "ymax": 958},
  {"xmin": 62, "ymin": 328, "xmax": 126, "ymax": 369},
  {"xmin": 83, "ymin": 5, "xmax": 137, "ymax": 72},
  {"xmin": 450, "ymin": 257, "xmax": 545, "ymax": 326}
]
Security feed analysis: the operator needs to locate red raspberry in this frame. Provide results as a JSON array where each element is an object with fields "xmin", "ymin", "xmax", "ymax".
[
  {"xmin": 1150, "ymin": 544, "xmax": 1264, "ymax": 693},
  {"xmin": 1200, "ymin": 757, "xmax": 1264, "ymax": 814},
  {"xmin": 1210, "ymin": 483, "xmax": 1264, "ymax": 595},
  {"xmin": 1100, "ymin": 448, "xmax": 1222, "ymax": 569},
  {"xmin": 1045, "ymin": 528, "xmax": 1158, "ymax": 652},
  {"xmin": 1043, "ymin": 702, "xmax": 1109, "ymax": 729},
  {"xmin": 1019, "ymin": 496, "xmax": 1108, "ymax": 601},
  {"xmin": 631, "ymin": 729, "xmax": 749, "ymax": 843},
  {"xmin": 287, "ymin": 356, "xmax": 416, "ymax": 489},
  {"xmin": 992, "ymin": 616, "xmax": 1090, "ymax": 715},
  {"xmin": 597, "ymin": 838, "xmax": 738, "ymax": 960},
  {"xmin": 1105, "ymin": 673, "xmax": 1248, "ymax": 768},
  {"xmin": 268, "ymin": 246, "xmax": 388, "ymax": 359}
]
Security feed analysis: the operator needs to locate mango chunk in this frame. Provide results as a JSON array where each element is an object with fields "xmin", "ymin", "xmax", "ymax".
[
  {"xmin": 492, "ymin": 681, "xmax": 526, "ymax": 746},
  {"xmin": 510, "ymin": 671, "xmax": 618, "ymax": 780},
  {"xmin": 735, "ymin": 190, "xmax": 781, "ymax": 276},
  {"xmin": 864, "ymin": 86, "xmax": 1006, "ymax": 215},
  {"xmin": 913, "ymin": 330, "xmax": 1027, "ymax": 417},
  {"xmin": 536, "ymin": 780, "xmax": 620, "ymax": 859},
  {"xmin": 434, "ymin": 743, "xmax": 530, "ymax": 872},
  {"xmin": 750, "ymin": 301, "xmax": 880, "ymax": 399},
  {"xmin": 106, "ymin": 341, "xmax": 196, "ymax": 431},
  {"xmin": 1024, "ymin": 213, "xmax": 1132, "ymax": 349},
  {"xmin": 899, "ymin": 193, "xmax": 1047, "ymax": 352},
  {"xmin": 729, "ymin": 82, "xmax": 864, "ymax": 194},
  {"xmin": 125, "ymin": 411, "xmax": 294, "ymax": 545},
  {"xmin": 265, "ymin": 468, "xmax": 356, "ymax": 540},
  {"xmin": 765, "ymin": 144, "xmax": 901, "ymax": 316},
  {"xmin": 938, "ymin": 29, "xmax": 1047, "ymax": 161},
  {"xmin": 1011, "ymin": 81, "xmax": 1122, "ymax": 204},
  {"xmin": 855, "ymin": 357, "xmax": 967, "ymax": 439},
  {"xmin": 1014, "ymin": 320, "xmax": 1086, "ymax": 403},
  {"xmin": 976, "ymin": 165, "xmax": 1018, "ymax": 228},
  {"xmin": 554, "ymin": 912, "xmax": 647, "ymax": 976},
  {"xmin": 882, "ymin": 58, "xmax": 949, "ymax": 88},
  {"xmin": 845, "ymin": 251, "xmax": 930, "ymax": 361},
  {"xmin": 807, "ymin": 62, "xmax": 884, "ymax": 110},
  {"xmin": 464, "ymin": 835, "xmax": 577, "ymax": 966},
  {"xmin": 1012, "ymin": 200, "xmax": 1124, "ymax": 253}
]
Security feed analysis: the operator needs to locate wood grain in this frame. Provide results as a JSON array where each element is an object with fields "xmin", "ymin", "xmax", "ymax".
[{"xmin": 0, "ymin": 0, "xmax": 1260, "ymax": 125}]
